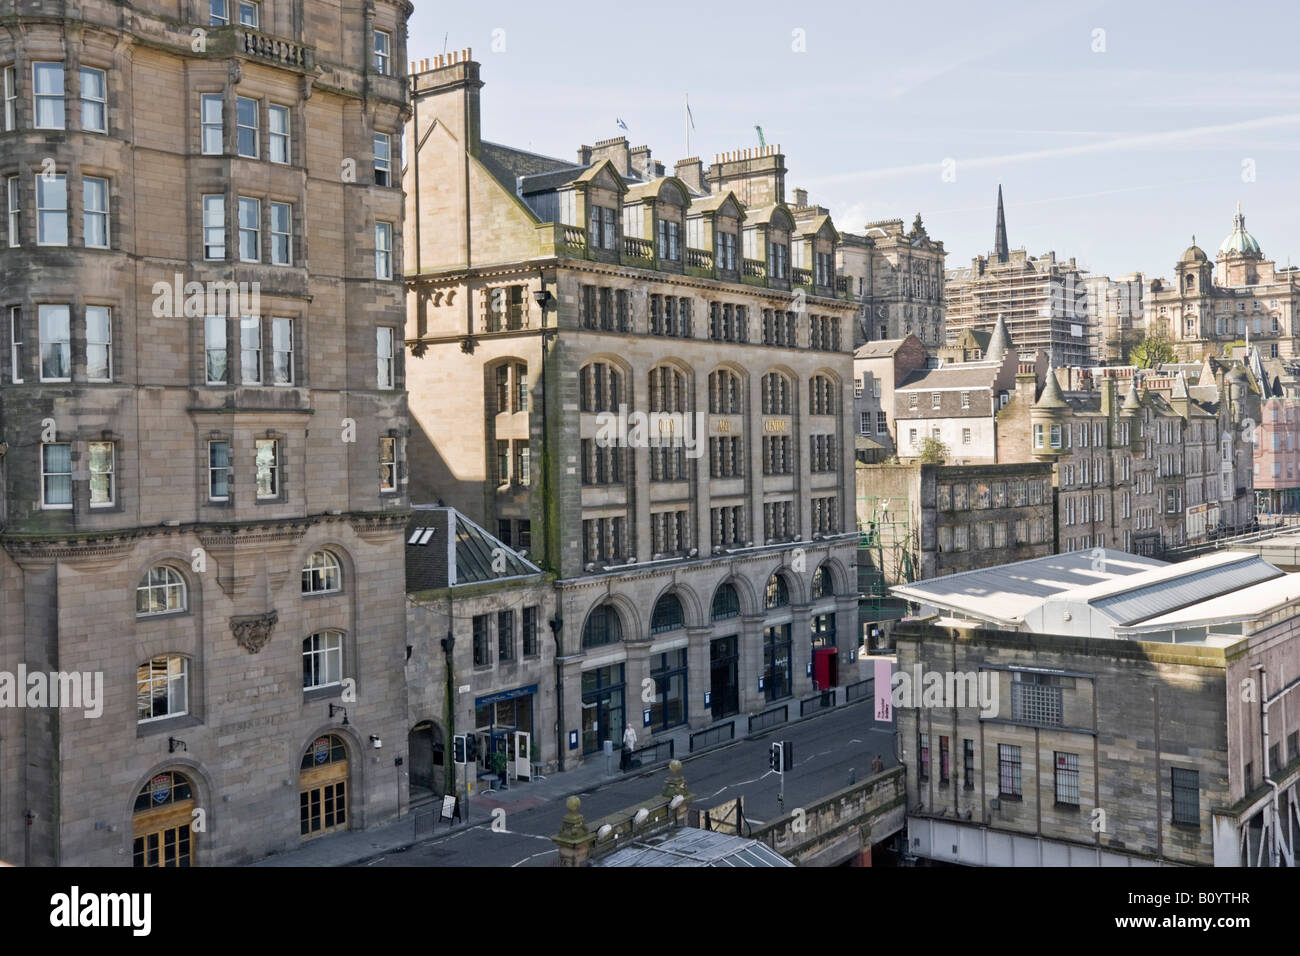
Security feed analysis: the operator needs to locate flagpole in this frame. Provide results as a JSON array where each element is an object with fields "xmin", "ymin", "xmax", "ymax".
[{"xmin": 685, "ymin": 93, "xmax": 690, "ymax": 157}]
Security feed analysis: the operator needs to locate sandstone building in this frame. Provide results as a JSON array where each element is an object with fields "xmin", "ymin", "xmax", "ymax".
[
  {"xmin": 839, "ymin": 215, "xmax": 947, "ymax": 349},
  {"xmin": 0, "ymin": 0, "xmax": 413, "ymax": 865},
  {"xmin": 946, "ymin": 186, "xmax": 1091, "ymax": 367},
  {"xmin": 893, "ymin": 549, "xmax": 1300, "ymax": 867},
  {"xmin": 403, "ymin": 55, "xmax": 861, "ymax": 768},
  {"xmin": 1148, "ymin": 204, "xmax": 1300, "ymax": 363}
]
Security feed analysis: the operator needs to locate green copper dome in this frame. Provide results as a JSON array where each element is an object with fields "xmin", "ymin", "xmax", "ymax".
[{"xmin": 1218, "ymin": 202, "xmax": 1262, "ymax": 259}]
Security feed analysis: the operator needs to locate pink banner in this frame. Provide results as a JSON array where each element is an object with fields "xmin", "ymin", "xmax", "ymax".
[{"xmin": 874, "ymin": 658, "xmax": 893, "ymax": 723}]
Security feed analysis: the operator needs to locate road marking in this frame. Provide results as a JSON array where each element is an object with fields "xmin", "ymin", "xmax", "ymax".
[{"xmin": 511, "ymin": 847, "xmax": 559, "ymax": 867}]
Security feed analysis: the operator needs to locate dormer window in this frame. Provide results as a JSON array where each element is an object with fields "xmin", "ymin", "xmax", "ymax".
[
  {"xmin": 589, "ymin": 204, "xmax": 616, "ymax": 251},
  {"xmin": 716, "ymin": 230, "xmax": 736, "ymax": 271},
  {"xmin": 770, "ymin": 239, "xmax": 788, "ymax": 279},
  {"xmin": 656, "ymin": 218, "xmax": 680, "ymax": 261}
]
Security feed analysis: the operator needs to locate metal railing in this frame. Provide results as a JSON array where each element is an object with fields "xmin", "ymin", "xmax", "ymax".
[
  {"xmin": 844, "ymin": 678, "xmax": 874, "ymax": 704},
  {"xmin": 748, "ymin": 704, "xmax": 789, "ymax": 734},
  {"xmin": 628, "ymin": 738, "xmax": 675, "ymax": 769},
  {"xmin": 689, "ymin": 720, "xmax": 735, "ymax": 752},
  {"xmin": 799, "ymin": 688, "xmax": 837, "ymax": 716}
]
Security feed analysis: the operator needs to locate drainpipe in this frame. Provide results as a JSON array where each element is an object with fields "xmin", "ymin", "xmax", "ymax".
[
  {"xmin": 550, "ymin": 614, "xmax": 565, "ymax": 773},
  {"xmin": 1253, "ymin": 663, "xmax": 1300, "ymax": 867}
]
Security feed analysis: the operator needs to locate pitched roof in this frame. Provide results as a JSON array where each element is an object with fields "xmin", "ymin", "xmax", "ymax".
[
  {"xmin": 897, "ymin": 365, "xmax": 999, "ymax": 390},
  {"xmin": 855, "ymin": 338, "xmax": 909, "ymax": 358},
  {"xmin": 406, "ymin": 507, "xmax": 541, "ymax": 591},
  {"xmin": 1036, "ymin": 366, "xmax": 1068, "ymax": 409}
]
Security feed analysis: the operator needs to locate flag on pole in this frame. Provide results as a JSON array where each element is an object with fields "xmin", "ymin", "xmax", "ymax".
[
  {"xmin": 616, "ymin": 117, "xmax": 628, "ymax": 131},
  {"xmin": 686, "ymin": 97, "xmax": 695, "ymax": 129}
]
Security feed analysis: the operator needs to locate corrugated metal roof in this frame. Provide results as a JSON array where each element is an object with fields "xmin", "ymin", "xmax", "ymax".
[
  {"xmin": 890, "ymin": 549, "xmax": 1167, "ymax": 625},
  {"xmin": 1088, "ymin": 554, "xmax": 1283, "ymax": 626},
  {"xmin": 1123, "ymin": 572, "xmax": 1300, "ymax": 631}
]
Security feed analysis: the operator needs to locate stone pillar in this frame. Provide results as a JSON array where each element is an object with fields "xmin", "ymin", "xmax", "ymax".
[
  {"xmin": 551, "ymin": 795, "xmax": 594, "ymax": 866},
  {"xmin": 738, "ymin": 613, "xmax": 766, "ymax": 714},
  {"xmin": 622, "ymin": 640, "xmax": 652, "ymax": 748},
  {"xmin": 790, "ymin": 603, "xmax": 814, "ymax": 699},
  {"xmin": 686, "ymin": 626, "xmax": 713, "ymax": 729}
]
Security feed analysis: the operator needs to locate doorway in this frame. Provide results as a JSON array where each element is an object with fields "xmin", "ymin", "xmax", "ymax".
[{"xmin": 710, "ymin": 635, "xmax": 739, "ymax": 720}]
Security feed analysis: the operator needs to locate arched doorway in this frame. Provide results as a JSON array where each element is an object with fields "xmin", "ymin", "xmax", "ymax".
[
  {"xmin": 300, "ymin": 734, "xmax": 349, "ymax": 839},
  {"xmin": 133, "ymin": 770, "xmax": 196, "ymax": 867},
  {"xmin": 408, "ymin": 720, "xmax": 445, "ymax": 800}
]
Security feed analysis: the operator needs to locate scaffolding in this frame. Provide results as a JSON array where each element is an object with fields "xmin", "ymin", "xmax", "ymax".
[{"xmin": 857, "ymin": 495, "xmax": 917, "ymax": 622}]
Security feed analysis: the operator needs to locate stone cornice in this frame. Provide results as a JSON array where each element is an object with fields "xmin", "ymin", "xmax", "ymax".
[{"xmin": 2, "ymin": 510, "xmax": 409, "ymax": 568}]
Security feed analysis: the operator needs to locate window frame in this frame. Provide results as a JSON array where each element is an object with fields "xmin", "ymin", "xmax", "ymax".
[
  {"xmin": 376, "ymin": 326, "xmax": 395, "ymax": 389},
  {"xmin": 41, "ymin": 441, "xmax": 73, "ymax": 510},
  {"xmin": 35, "ymin": 172, "xmax": 68, "ymax": 247},
  {"xmin": 373, "ymin": 132, "xmax": 391, "ymax": 186},
  {"xmin": 208, "ymin": 439, "xmax": 231, "ymax": 501},
  {"xmin": 302, "ymin": 551, "xmax": 342, "ymax": 595},
  {"xmin": 201, "ymin": 93, "xmax": 224, "ymax": 155},
  {"xmin": 379, "ymin": 436, "xmax": 397, "ymax": 492},
  {"xmin": 237, "ymin": 195, "xmax": 261, "ymax": 262},
  {"xmin": 235, "ymin": 95, "xmax": 258, "ymax": 158},
  {"xmin": 38, "ymin": 303, "xmax": 71, "ymax": 383},
  {"xmin": 374, "ymin": 30, "xmax": 392, "ymax": 75},
  {"xmin": 136, "ymin": 565, "xmax": 187, "ymax": 616},
  {"xmin": 32, "ymin": 61, "xmax": 64, "ymax": 131},
  {"xmin": 239, "ymin": 314, "xmax": 262, "ymax": 384},
  {"xmin": 270, "ymin": 200, "xmax": 292, "ymax": 265},
  {"xmin": 268, "ymin": 103, "xmax": 290, "ymax": 164},
  {"xmin": 205, "ymin": 315, "xmax": 228, "ymax": 384},
  {"xmin": 271, "ymin": 316, "xmax": 293, "ymax": 385},
  {"xmin": 83, "ymin": 175, "xmax": 110, "ymax": 249},
  {"xmin": 6, "ymin": 175, "xmax": 18, "ymax": 247},
  {"xmin": 87, "ymin": 440, "xmax": 115, "ymax": 507},
  {"xmin": 136, "ymin": 655, "xmax": 190, "ymax": 723},
  {"xmin": 302, "ymin": 630, "xmax": 344, "ymax": 691},
  {"xmin": 202, "ymin": 193, "xmax": 225, "ymax": 260},
  {"xmin": 375, "ymin": 221, "xmax": 393, "ymax": 279},
  {"xmin": 85, "ymin": 305, "xmax": 112, "ymax": 382},
  {"xmin": 79, "ymin": 65, "xmax": 107, "ymax": 133},
  {"xmin": 3, "ymin": 64, "xmax": 16, "ymax": 131},
  {"xmin": 255, "ymin": 437, "xmax": 279, "ymax": 499}
]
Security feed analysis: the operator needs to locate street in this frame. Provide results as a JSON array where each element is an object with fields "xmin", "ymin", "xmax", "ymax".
[{"xmin": 362, "ymin": 703, "xmax": 897, "ymax": 867}]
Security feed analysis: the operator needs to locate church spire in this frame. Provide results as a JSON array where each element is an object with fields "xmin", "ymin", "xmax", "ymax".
[{"xmin": 994, "ymin": 184, "xmax": 1009, "ymax": 263}]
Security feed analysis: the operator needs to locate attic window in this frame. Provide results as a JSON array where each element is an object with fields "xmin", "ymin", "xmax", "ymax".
[{"xmin": 408, "ymin": 527, "xmax": 436, "ymax": 545}]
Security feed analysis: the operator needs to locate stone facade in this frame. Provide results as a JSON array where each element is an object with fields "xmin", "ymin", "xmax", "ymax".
[
  {"xmin": 854, "ymin": 461, "xmax": 1053, "ymax": 581},
  {"xmin": 1149, "ymin": 206, "xmax": 1300, "ymax": 363},
  {"xmin": 895, "ymin": 610, "xmax": 1300, "ymax": 866},
  {"xmin": 403, "ymin": 56, "xmax": 862, "ymax": 768},
  {"xmin": 0, "ymin": 0, "xmax": 413, "ymax": 865},
  {"xmin": 853, "ymin": 335, "xmax": 927, "ymax": 459},
  {"xmin": 838, "ymin": 216, "xmax": 947, "ymax": 349}
]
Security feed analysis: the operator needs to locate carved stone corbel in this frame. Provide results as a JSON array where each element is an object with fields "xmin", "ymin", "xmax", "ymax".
[{"xmin": 230, "ymin": 609, "xmax": 278, "ymax": 654}]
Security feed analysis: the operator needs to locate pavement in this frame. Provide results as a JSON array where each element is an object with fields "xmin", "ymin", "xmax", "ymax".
[{"xmin": 252, "ymin": 697, "xmax": 896, "ymax": 867}]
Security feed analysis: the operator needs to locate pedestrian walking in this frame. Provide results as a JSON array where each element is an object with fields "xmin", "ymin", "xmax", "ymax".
[
  {"xmin": 621, "ymin": 724, "xmax": 638, "ymax": 772},
  {"xmin": 871, "ymin": 753, "xmax": 884, "ymax": 774}
]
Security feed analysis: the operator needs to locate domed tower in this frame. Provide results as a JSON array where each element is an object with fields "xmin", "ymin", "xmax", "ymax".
[
  {"xmin": 1030, "ymin": 364, "xmax": 1068, "ymax": 459},
  {"xmin": 1217, "ymin": 202, "xmax": 1264, "ymax": 286},
  {"xmin": 1173, "ymin": 239, "xmax": 1212, "ymax": 343}
]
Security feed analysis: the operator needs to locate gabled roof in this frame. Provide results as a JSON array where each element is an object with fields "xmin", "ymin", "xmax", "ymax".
[
  {"xmin": 744, "ymin": 203, "xmax": 796, "ymax": 230},
  {"xmin": 623, "ymin": 176, "xmax": 691, "ymax": 205},
  {"xmin": 572, "ymin": 159, "xmax": 629, "ymax": 194},
  {"xmin": 688, "ymin": 190, "xmax": 745, "ymax": 219},
  {"xmin": 855, "ymin": 338, "xmax": 910, "ymax": 359}
]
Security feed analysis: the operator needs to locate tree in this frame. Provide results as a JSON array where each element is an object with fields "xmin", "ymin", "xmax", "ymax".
[
  {"xmin": 918, "ymin": 436, "xmax": 949, "ymax": 464},
  {"xmin": 1130, "ymin": 329, "xmax": 1175, "ymax": 369}
]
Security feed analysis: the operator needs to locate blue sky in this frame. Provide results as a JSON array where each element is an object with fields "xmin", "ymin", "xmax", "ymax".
[{"xmin": 409, "ymin": 0, "xmax": 1300, "ymax": 280}]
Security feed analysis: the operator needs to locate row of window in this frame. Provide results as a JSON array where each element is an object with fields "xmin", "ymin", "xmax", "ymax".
[
  {"xmin": 470, "ymin": 607, "xmax": 541, "ymax": 667},
  {"xmin": 917, "ymin": 734, "xmax": 1202, "ymax": 825},
  {"xmin": 138, "ymin": 551, "xmax": 343, "ymax": 619},
  {"xmin": 936, "ymin": 479, "xmax": 1048, "ymax": 511},
  {"xmin": 6, "ymin": 306, "xmax": 397, "ymax": 389},
  {"xmin": 5, "ymin": 173, "xmax": 394, "ymax": 277},
  {"xmin": 578, "ymin": 569, "xmax": 836, "ymax": 649},
  {"xmin": 937, "ymin": 518, "xmax": 1051, "ymax": 552},
  {"xmin": 577, "ymin": 362, "xmax": 841, "ymax": 416},
  {"xmin": 38, "ymin": 435, "xmax": 397, "ymax": 509}
]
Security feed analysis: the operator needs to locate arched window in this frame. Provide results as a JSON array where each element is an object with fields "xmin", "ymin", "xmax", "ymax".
[
  {"xmin": 811, "ymin": 565, "xmax": 834, "ymax": 599},
  {"xmin": 133, "ymin": 770, "xmax": 196, "ymax": 867},
  {"xmin": 302, "ymin": 550, "xmax": 342, "ymax": 594},
  {"xmin": 711, "ymin": 583, "xmax": 740, "ymax": 620},
  {"xmin": 765, "ymin": 573, "xmax": 790, "ymax": 609},
  {"xmin": 302, "ymin": 630, "xmax": 343, "ymax": 689},
  {"xmin": 762, "ymin": 372, "xmax": 791, "ymax": 415},
  {"xmin": 650, "ymin": 593, "xmax": 684, "ymax": 633},
  {"xmin": 649, "ymin": 366, "xmax": 687, "ymax": 413},
  {"xmin": 582, "ymin": 603, "xmax": 624, "ymax": 648},
  {"xmin": 301, "ymin": 733, "xmax": 348, "ymax": 769},
  {"xmin": 137, "ymin": 565, "xmax": 186, "ymax": 616},
  {"xmin": 580, "ymin": 362, "xmax": 624, "ymax": 412},
  {"xmin": 137, "ymin": 655, "xmax": 189, "ymax": 723},
  {"xmin": 809, "ymin": 375, "xmax": 835, "ymax": 415},
  {"xmin": 709, "ymin": 369, "xmax": 742, "ymax": 414}
]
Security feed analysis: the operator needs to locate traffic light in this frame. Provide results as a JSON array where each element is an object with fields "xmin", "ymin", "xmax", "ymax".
[
  {"xmin": 452, "ymin": 734, "xmax": 466, "ymax": 764},
  {"xmin": 769, "ymin": 741, "xmax": 793, "ymax": 773}
]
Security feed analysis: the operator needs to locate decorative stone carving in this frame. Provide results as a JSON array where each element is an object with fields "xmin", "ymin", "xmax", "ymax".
[{"xmin": 230, "ymin": 610, "xmax": 278, "ymax": 654}]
